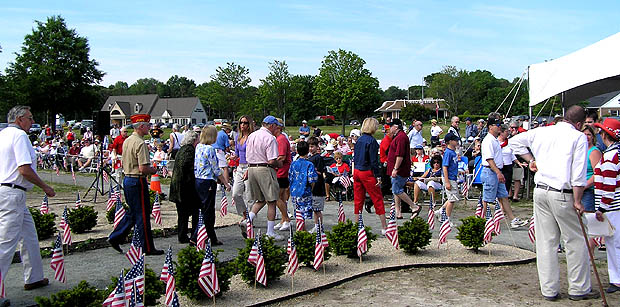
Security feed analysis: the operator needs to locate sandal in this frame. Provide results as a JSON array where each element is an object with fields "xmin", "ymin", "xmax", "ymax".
[{"xmin": 410, "ymin": 205, "xmax": 422, "ymax": 219}]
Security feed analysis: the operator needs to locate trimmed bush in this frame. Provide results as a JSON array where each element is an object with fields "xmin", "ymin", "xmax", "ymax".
[
  {"xmin": 106, "ymin": 202, "xmax": 129, "ymax": 224},
  {"xmin": 35, "ymin": 280, "xmax": 106, "ymax": 307},
  {"xmin": 397, "ymin": 217, "xmax": 432, "ymax": 254},
  {"xmin": 235, "ymin": 235, "xmax": 286, "ymax": 287},
  {"xmin": 176, "ymin": 245, "xmax": 233, "ymax": 300},
  {"xmin": 29, "ymin": 207, "xmax": 57, "ymax": 240},
  {"xmin": 456, "ymin": 216, "xmax": 486, "ymax": 252},
  {"xmin": 326, "ymin": 219, "xmax": 377, "ymax": 258},
  {"xmin": 307, "ymin": 119, "xmax": 325, "ymax": 126},
  {"xmin": 293, "ymin": 230, "xmax": 332, "ymax": 267},
  {"xmin": 67, "ymin": 206, "xmax": 98, "ymax": 233},
  {"xmin": 105, "ymin": 265, "xmax": 164, "ymax": 306}
]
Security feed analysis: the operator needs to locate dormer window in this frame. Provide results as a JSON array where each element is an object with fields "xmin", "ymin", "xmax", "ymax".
[{"xmin": 134, "ymin": 103, "xmax": 142, "ymax": 113}]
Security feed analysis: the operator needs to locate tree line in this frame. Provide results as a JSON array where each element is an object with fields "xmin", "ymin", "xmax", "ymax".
[{"xmin": 0, "ymin": 15, "xmax": 536, "ymax": 134}]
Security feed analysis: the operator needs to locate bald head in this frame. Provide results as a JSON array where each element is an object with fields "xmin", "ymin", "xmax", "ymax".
[{"xmin": 564, "ymin": 105, "xmax": 586, "ymax": 128}]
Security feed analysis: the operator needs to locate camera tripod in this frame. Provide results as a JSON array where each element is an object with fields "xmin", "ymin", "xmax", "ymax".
[{"xmin": 84, "ymin": 140, "xmax": 121, "ymax": 202}]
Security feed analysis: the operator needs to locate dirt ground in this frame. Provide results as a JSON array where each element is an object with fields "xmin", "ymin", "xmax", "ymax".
[{"xmin": 279, "ymin": 261, "xmax": 618, "ymax": 307}]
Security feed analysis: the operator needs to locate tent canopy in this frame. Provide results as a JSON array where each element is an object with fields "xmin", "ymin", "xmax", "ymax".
[{"xmin": 528, "ymin": 32, "xmax": 620, "ymax": 107}]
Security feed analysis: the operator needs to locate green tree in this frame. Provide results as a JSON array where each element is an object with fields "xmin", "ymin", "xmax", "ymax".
[
  {"xmin": 109, "ymin": 81, "xmax": 129, "ymax": 96},
  {"xmin": 258, "ymin": 60, "xmax": 291, "ymax": 121},
  {"xmin": 128, "ymin": 78, "xmax": 165, "ymax": 96},
  {"xmin": 287, "ymin": 74, "xmax": 317, "ymax": 124},
  {"xmin": 426, "ymin": 66, "xmax": 471, "ymax": 115},
  {"xmin": 209, "ymin": 62, "xmax": 252, "ymax": 120},
  {"xmin": 382, "ymin": 85, "xmax": 407, "ymax": 101},
  {"xmin": 3, "ymin": 15, "xmax": 104, "ymax": 126},
  {"xmin": 408, "ymin": 85, "xmax": 427, "ymax": 99},
  {"xmin": 164, "ymin": 75, "xmax": 196, "ymax": 98},
  {"xmin": 315, "ymin": 49, "xmax": 381, "ymax": 134},
  {"xmin": 400, "ymin": 103, "xmax": 433, "ymax": 121}
]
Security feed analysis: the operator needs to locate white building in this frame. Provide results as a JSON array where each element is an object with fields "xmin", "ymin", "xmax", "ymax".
[{"xmin": 101, "ymin": 95, "xmax": 208, "ymax": 127}]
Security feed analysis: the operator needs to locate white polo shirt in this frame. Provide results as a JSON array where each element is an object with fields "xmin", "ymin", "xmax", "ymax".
[
  {"xmin": 0, "ymin": 126, "xmax": 36, "ymax": 190},
  {"xmin": 481, "ymin": 133, "xmax": 503, "ymax": 168}
]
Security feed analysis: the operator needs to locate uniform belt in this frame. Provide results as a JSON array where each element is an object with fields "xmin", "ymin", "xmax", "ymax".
[
  {"xmin": 249, "ymin": 163, "xmax": 272, "ymax": 168},
  {"xmin": 125, "ymin": 174, "xmax": 146, "ymax": 178},
  {"xmin": 535, "ymin": 184, "xmax": 573, "ymax": 194},
  {"xmin": 1, "ymin": 183, "xmax": 26, "ymax": 191}
]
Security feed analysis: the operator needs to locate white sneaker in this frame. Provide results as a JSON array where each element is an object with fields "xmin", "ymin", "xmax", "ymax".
[
  {"xmin": 510, "ymin": 218, "xmax": 528, "ymax": 229},
  {"xmin": 381, "ymin": 229, "xmax": 387, "ymax": 236},
  {"xmin": 278, "ymin": 221, "xmax": 291, "ymax": 231},
  {"xmin": 274, "ymin": 222, "xmax": 282, "ymax": 230},
  {"xmin": 288, "ymin": 210, "xmax": 293, "ymax": 219},
  {"xmin": 309, "ymin": 225, "xmax": 317, "ymax": 233},
  {"xmin": 267, "ymin": 233, "xmax": 284, "ymax": 241}
]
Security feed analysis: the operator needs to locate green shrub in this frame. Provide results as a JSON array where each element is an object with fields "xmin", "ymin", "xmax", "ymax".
[
  {"xmin": 293, "ymin": 230, "xmax": 332, "ymax": 267},
  {"xmin": 398, "ymin": 217, "xmax": 432, "ymax": 254},
  {"xmin": 106, "ymin": 202, "xmax": 129, "ymax": 224},
  {"xmin": 176, "ymin": 246, "xmax": 233, "ymax": 300},
  {"xmin": 67, "ymin": 206, "xmax": 98, "ymax": 233},
  {"xmin": 307, "ymin": 119, "xmax": 324, "ymax": 126},
  {"xmin": 35, "ymin": 280, "xmax": 106, "ymax": 307},
  {"xmin": 456, "ymin": 216, "xmax": 486, "ymax": 252},
  {"xmin": 29, "ymin": 207, "xmax": 57, "ymax": 240},
  {"xmin": 326, "ymin": 220, "xmax": 377, "ymax": 258},
  {"xmin": 235, "ymin": 235, "xmax": 286, "ymax": 287},
  {"xmin": 106, "ymin": 265, "xmax": 164, "ymax": 306}
]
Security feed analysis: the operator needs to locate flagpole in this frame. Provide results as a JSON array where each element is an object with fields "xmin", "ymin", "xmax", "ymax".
[
  {"xmin": 291, "ymin": 275, "xmax": 294, "ymax": 291},
  {"xmin": 143, "ymin": 258, "xmax": 146, "ymax": 303},
  {"xmin": 503, "ymin": 218, "xmax": 518, "ymax": 247}
]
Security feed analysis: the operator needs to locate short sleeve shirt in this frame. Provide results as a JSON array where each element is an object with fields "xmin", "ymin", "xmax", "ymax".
[
  {"xmin": 442, "ymin": 148, "xmax": 458, "ymax": 180},
  {"xmin": 481, "ymin": 133, "xmax": 503, "ymax": 168},
  {"xmin": 122, "ymin": 132, "xmax": 150, "ymax": 176},
  {"xmin": 246, "ymin": 127, "xmax": 279, "ymax": 164},
  {"xmin": 288, "ymin": 158, "xmax": 317, "ymax": 198},
  {"xmin": 308, "ymin": 154, "xmax": 326, "ymax": 196},
  {"xmin": 276, "ymin": 134, "xmax": 291, "ymax": 178},
  {"xmin": 0, "ymin": 126, "xmax": 37, "ymax": 189},
  {"xmin": 213, "ymin": 130, "xmax": 229, "ymax": 151},
  {"xmin": 386, "ymin": 130, "xmax": 411, "ymax": 177},
  {"xmin": 299, "ymin": 126, "xmax": 310, "ymax": 136}
]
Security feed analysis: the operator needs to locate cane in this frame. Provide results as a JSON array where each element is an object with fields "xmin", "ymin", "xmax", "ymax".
[{"xmin": 575, "ymin": 209, "xmax": 608, "ymax": 307}]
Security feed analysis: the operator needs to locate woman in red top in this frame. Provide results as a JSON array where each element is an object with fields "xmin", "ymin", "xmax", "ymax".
[
  {"xmin": 411, "ymin": 145, "xmax": 429, "ymax": 163},
  {"xmin": 325, "ymin": 151, "xmax": 350, "ymax": 198}
]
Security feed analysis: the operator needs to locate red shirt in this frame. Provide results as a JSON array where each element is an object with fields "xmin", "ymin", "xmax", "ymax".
[
  {"xmin": 328, "ymin": 133, "xmax": 340, "ymax": 139},
  {"xmin": 411, "ymin": 155, "xmax": 430, "ymax": 163},
  {"xmin": 329, "ymin": 162, "xmax": 350, "ymax": 175},
  {"xmin": 386, "ymin": 130, "xmax": 411, "ymax": 177},
  {"xmin": 276, "ymin": 133, "xmax": 291, "ymax": 178},
  {"xmin": 379, "ymin": 134, "xmax": 392, "ymax": 163},
  {"xmin": 109, "ymin": 135, "xmax": 127, "ymax": 155},
  {"xmin": 68, "ymin": 145, "xmax": 81, "ymax": 156}
]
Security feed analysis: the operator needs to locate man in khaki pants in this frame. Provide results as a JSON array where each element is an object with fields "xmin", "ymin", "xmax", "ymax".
[{"xmin": 509, "ymin": 105, "xmax": 598, "ymax": 301}]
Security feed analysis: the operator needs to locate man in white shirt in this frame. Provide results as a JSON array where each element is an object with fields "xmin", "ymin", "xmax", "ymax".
[
  {"xmin": 509, "ymin": 105, "xmax": 598, "ymax": 301},
  {"xmin": 78, "ymin": 139, "xmax": 97, "ymax": 171},
  {"xmin": 481, "ymin": 115, "xmax": 527, "ymax": 229},
  {"xmin": 407, "ymin": 121, "xmax": 424, "ymax": 149},
  {"xmin": 109, "ymin": 124, "xmax": 120, "ymax": 139},
  {"xmin": 0, "ymin": 106, "xmax": 56, "ymax": 303}
]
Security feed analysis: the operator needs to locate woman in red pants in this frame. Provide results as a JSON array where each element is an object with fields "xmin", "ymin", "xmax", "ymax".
[{"xmin": 353, "ymin": 117, "xmax": 387, "ymax": 235}]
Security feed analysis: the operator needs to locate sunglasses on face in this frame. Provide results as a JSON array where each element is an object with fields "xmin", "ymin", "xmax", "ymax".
[{"xmin": 240, "ymin": 121, "xmax": 249, "ymax": 125}]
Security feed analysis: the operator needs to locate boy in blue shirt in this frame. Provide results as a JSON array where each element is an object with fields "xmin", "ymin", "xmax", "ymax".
[
  {"xmin": 440, "ymin": 133, "xmax": 461, "ymax": 219},
  {"xmin": 288, "ymin": 141, "xmax": 317, "ymax": 231}
]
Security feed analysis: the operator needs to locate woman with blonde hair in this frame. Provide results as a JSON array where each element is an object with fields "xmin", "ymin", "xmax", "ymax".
[
  {"xmin": 353, "ymin": 117, "xmax": 387, "ymax": 234},
  {"xmin": 191, "ymin": 125, "xmax": 231, "ymax": 246}
]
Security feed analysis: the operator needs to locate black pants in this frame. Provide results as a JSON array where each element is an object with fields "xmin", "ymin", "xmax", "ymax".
[
  {"xmin": 193, "ymin": 178, "xmax": 218, "ymax": 242},
  {"xmin": 501, "ymin": 165, "xmax": 513, "ymax": 193},
  {"xmin": 175, "ymin": 201, "xmax": 199, "ymax": 242}
]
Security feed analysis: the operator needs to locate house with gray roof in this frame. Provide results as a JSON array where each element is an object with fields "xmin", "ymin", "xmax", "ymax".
[
  {"xmin": 375, "ymin": 98, "xmax": 447, "ymax": 120},
  {"xmin": 101, "ymin": 95, "xmax": 207, "ymax": 127}
]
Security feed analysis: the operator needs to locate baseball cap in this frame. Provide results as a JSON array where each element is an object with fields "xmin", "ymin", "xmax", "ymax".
[
  {"xmin": 263, "ymin": 115, "xmax": 283, "ymax": 126},
  {"xmin": 389, "ymin": 118, "xmax": 403, "ymax": 128},
  {"xmin": 487, "ymin": 118, "xmax": 501, "ymax": 127},
  {"xmin": 302, "ymin": 120, "xmax": 308, "ymax": 124},
  {"xmin": 444, "ymin": 133, "xmax": 459, "ymax": 142}
]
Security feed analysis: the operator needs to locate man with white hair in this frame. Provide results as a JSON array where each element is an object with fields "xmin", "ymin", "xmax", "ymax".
[
  {"xmin": 447, "ymin": 116, "xmax": 461, "ymax": 145},
  {"xmin": 0, "ymin": 106, "xmax": 56, "ymax": 303},
  {"xmin": 407, "ymin": 120, "xmax": 424, "ymax": 149}
]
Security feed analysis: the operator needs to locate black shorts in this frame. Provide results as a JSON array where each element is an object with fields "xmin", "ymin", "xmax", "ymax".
[{"xmin": 277, "ymin": 177, "xmax": 290, "ymax": 189}]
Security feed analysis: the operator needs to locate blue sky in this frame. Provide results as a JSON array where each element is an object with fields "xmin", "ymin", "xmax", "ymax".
[{"xmin": 1, "ymin": 1, "xmax": 620, "ymax": 90}]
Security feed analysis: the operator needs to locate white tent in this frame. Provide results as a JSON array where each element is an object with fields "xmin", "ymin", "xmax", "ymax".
[{"xmin": 528, "ymin": 32, "xmax": 620, "ymax": 107}]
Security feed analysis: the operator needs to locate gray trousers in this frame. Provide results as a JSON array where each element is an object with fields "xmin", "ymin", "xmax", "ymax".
[
  {"xmin": 231, "ymin": 164, "xmax": 251, "ymax": 216},
  {"xmin": 533, "ymin": 188, "xmax": 591, "ymax": 296}
]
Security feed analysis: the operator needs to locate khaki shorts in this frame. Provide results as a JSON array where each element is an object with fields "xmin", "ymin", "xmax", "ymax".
[
  {"xmin": 512, "ymin": 166, "xmax": 524, "ymax": 182},
  {"xmin": 248, "ymin": 166, "xmax": 279, "ymax": 203},
  {"xmin": 445, "ymin": 179, "xmax": 461, "ymax": 202}
]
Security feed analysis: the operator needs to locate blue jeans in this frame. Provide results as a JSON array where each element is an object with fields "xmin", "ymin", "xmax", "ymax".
[
  {"xmin": 582, "ymin": 188, "xmax": 595, "ymax": 212},
  {"xmin": 481, "ymin": 167, "xmax": 508, "ymax": 202},
  {"xmin": 391, "ymin": 175, "xmax": 407, "ymax": 195}
]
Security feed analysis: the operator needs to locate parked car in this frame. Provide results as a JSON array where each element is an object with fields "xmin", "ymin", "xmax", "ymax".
[
  {"xmin": 205, "ymin": 121, "xmax": 214, "ymax": 126},
  {"xmin": 80, "ymin": 119, "xmax": 93, "ymax": 134},
  {"xmin": 349, "ymin": 120, "xmax": 360, "ymax": 126},
  {"xmin": 29, "ymin": 123, "xmax": 42, "ymax": 134},
  {"xmin": 67, "ymin": 120, "xmax": 76, "ymax": 127},
  {"xmin": 0, "ymin": 123, "xmax": 8, "ymax": 132},
  {"xmin": 159, "ymin": 124, "xmax": 169, "ymax": 129},
  {"xmin": 315, "ymin": 115, "xmax": 335, "ymax": 122},
  {"xmin": 213, "ymin": 119, "xmax": 229, "ymax": 127}
]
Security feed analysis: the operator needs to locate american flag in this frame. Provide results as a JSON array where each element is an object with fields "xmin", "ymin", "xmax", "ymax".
[
  {"xmin": 163, "ymin": 252, "xmax": 176, "ymax": 306},
  {"xmin": 168, "ymin": 292, "xmax": 180, "ymax": 307},
  {"xmin": 220, "ymin": 188, "xmax": 228, "ymax": 217},
  {"xmin": 438, "ymin": 208, "xmax": 451, "ymax": 246},
  {"xmin": 385, "ymin": 204, "xmax": 399, "ymax": 249},
  {"xmin": 248, "ymin": 233, "xmax": 267, "ymax": 286},
  {"xmin": 50, "ymin": 233, "xmax": 66, "ymax": 283},
  {"xmin": 295, "ymin": 207, "xmax": 305, "ymax": 231},
  {"xmin": 483, "ymin": 205, "xmax": 494, "ymax": 243},
  {"xmin": 339, "ymin": 173, "xmax": 352, "ymax": 190},
  {"xmin": 151, "ymin": 193, "xmax": 161, "ymax": 225},
  {"xmin": 246, "ymin": 215, "xmax": 254, "ymax": 239},
  {"xmin": 59, "ymin": 206, "xmax": 72, "ymax": 245},
  {"xmin": 103, "ymin": 270, "xmax": 126, "ymax": 307},
  {"xmin": 160, "ymin": 246, "xmax": 173, "ymax": 282},
  {"xmin": 357, "ymin": 214, "xmax": 368, "ymax": 257},
  {"xmin": 40, "ymin": 195, "xmax": 49, "ymax": 215},
  {"xmin": 427, "ymin": 198, "xmax": 436, "ymax": 230},
  {"xmin": 287, "ymin": 227, "xmax": 299, "ymax": 276},
  {"xmin": 113, "ymin": 201, "xmax": 126, "ymax": 230},
  {"xmin": 320, "ymin": 220, "xmax": 329, "ymax": 248},
  {"xmin": 126, "ymin": 227, "xmax": 143, "ymax": 265},
  {"xmin": 198, "ymin": 239, "xmax": 220, "ymax": 298},
  {"xmin": 129, "ymin": 279, "xmax": 144, "ymax": 307},
  {"xmin": 124, "ymin": 255, "xmax": 145, "ymax": 298},
  {"xmin": 528, "ymin": 216, "xmax": 535, "ymax": 243},
  {"xmin": 492, "ymin": 201, "xmax": 505, "ymax": 235},
  {"xmin": 106, "ymin": 183, "xmax": 116, "ymax": 212},
  {"xmin": 593, "ymin": 236, "xmax": 604, "ymax": 247},
  {"xmin": 71, "ymin": 164, "xmax": 76, "ymax": 184},
  {"xmin": 461, "ymin": 180, "xmax": 469, "ymax": 197},
  {"xmin": 161, "ymin": 165, "xmax": 169, "ymax": 178},
  {"xmin": 103, "ymin": 166, "xmax": 109, "ymax": 183},
  {"xmin": 337, "ymin": 199, "xmax": 345, "ymax": 223},
  {"xmin": 195, "ymin": 210, "xmax": 208, "ymax": 251},
  {"xmin": 313, "ymin": 222, "xmax": 324, "ymax": 270},
  {"xmin": 475, "ymin": 196, "xmax": 483, "ymax": 218},
  {"xmin": 74, "ymin": 191, "xmax": 81, "ymax": 209}
]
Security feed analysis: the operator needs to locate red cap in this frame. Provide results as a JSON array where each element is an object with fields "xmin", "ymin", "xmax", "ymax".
[
  {"xmin": 594, "ymin": 118, "xmax": 620, "ymax": 141},
  {"xmin": 130, "ymin": 114, "xmax": 151, "ymax": 124}
]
